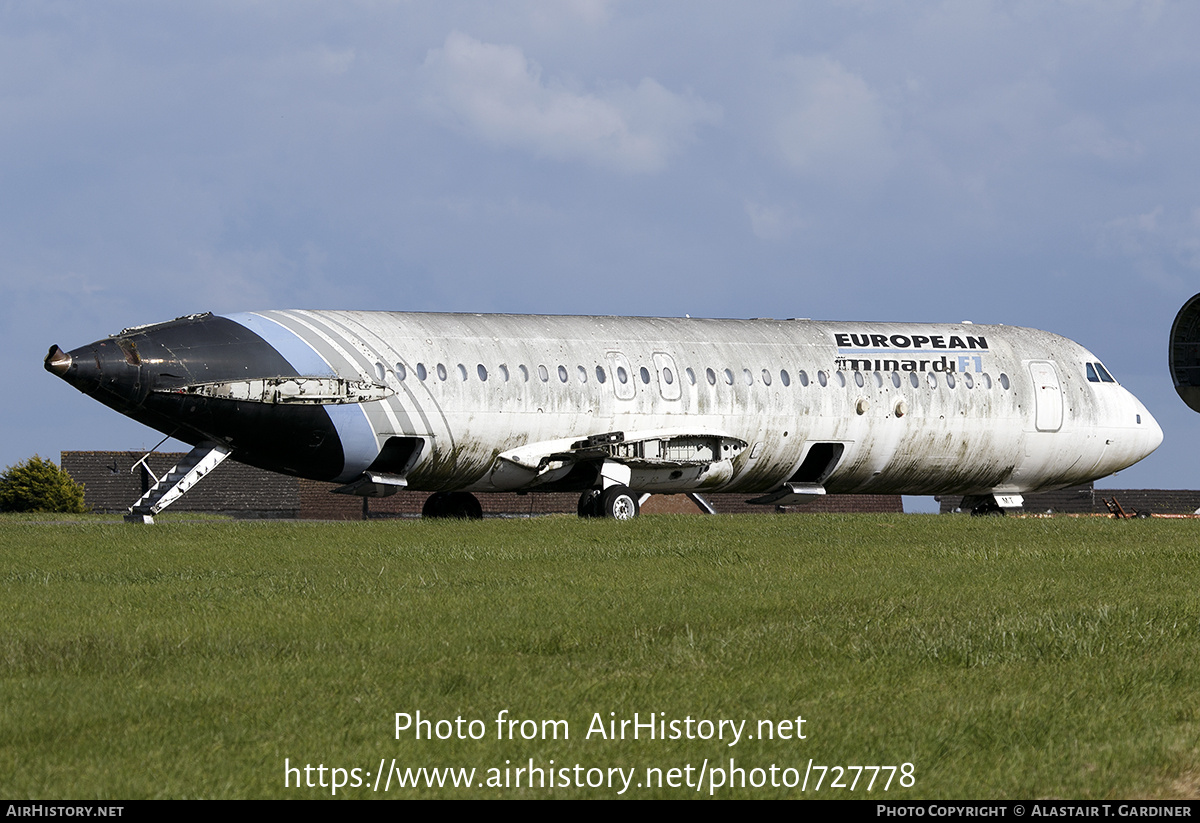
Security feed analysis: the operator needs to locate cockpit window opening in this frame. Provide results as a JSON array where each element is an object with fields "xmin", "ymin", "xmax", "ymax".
[
  {"xmin": 1097, "ymin": 363, "xmax": 1116, "ymax": 383},
  {"xmin": 1086, "ymin": 363, "xmax": 1100, "ymax": 383}
]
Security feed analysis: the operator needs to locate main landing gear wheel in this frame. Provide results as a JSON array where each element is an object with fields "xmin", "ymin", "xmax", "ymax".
[
  {"xmin": 422, "ymin": 492, "xmax": 483, "ymax": 519},
  {"xmin": 577, "ymin": 489, "xmax": 601, "ymax": 518},
  {"xmin": 599, "ymin": 485, "xmax": 640, "ymax": 520}
]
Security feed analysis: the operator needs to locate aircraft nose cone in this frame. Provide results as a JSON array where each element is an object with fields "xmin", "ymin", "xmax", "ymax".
[
  {"xmin": 1143, "ymin": 406, "xmax": 1164, "ymax": 457},
  {"xmin": 44, "ymin": 345, "xmax": 71, "ymax": 376}
]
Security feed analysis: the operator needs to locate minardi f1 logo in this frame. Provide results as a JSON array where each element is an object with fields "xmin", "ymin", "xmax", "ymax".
[{"xmin": 834, "ymin": 332, "xmax": 989, "ymax": 374}]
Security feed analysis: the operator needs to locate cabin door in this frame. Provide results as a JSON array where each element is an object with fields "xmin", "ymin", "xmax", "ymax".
[{"xmin": 1029, "ymin": 361, "xmax": 1063, "ymax": 432}]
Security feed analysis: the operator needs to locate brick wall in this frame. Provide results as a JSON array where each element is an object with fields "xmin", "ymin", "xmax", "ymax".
[
  {"xmin": 938, "ymin": 484, "xmax": 1200, "ymax": 516},
  {"xmin": 62, "ymin": 451, "xmax": 298, "ymax": 517}
]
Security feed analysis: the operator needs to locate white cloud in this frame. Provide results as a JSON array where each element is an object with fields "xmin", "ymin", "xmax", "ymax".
[
  {"xmin": 422, "ymin": 31, "xmax": 720, "ymax": 173},
  {"xmin": 744, "ymin": 200, "xmax": 805, "ymax": 241},
  {"xmin": 770, "ymin": 55, "xmax": 894, "ymax": 188}
]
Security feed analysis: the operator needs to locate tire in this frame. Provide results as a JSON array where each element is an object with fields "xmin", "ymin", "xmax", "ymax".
[
  {"xmin": 577, "ymin": 489, "xmax": 601, "ymax": 518},
  {"xmin": 599, "ymin": 485, "xmax": 639, "ymax": 520},
  {"xmin": 423, "ymin": 492, "xmax": 483, "ymax": 519}
]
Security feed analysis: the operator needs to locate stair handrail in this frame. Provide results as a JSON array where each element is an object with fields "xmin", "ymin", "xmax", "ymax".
[{"xmin": 130, "ymin": 434, "xmax": 174, "ymax": 486}]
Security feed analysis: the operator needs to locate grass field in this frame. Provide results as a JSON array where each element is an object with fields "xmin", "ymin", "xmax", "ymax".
[{"xmin": 1, "ymin": 513, "xmax": 1198, "ymax": 799}]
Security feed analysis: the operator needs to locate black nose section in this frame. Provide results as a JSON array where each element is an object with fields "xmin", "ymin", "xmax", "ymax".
[{"xmin": 48, "ymin": 337, "xmax": 146, "ymax": 406}]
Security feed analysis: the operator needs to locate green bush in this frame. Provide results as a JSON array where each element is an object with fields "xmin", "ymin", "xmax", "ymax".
[{"xmin": 0, "ymin": 455, "xmax": 87, "ymax": 513}]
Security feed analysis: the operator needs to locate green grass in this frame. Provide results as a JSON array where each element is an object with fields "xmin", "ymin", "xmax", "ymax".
[{"xmin": 1, "ymin": 514, "xmax": 1197, "ymax": 798}]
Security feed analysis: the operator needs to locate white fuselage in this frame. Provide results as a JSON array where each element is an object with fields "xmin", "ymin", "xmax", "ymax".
[{"xmin": 226, "ymin": 310, "xmax": 1162, "ymax": 498}]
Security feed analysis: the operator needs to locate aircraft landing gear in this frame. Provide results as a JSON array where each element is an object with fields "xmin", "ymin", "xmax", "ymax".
[
  {"xmin": 577, "ymin": 489, "xmax": 601, "ymax": 518},
  {"xmin": 577, "ymin": 485, "xmax": 640, "ymax": 519},
  {"xmin": 422, "ymin": 492, "xmax": 483, "ymax": 519}
]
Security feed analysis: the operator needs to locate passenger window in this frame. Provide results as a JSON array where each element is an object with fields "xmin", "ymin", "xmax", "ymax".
[
  {"xmin": 835, "ymin": 372, "xmax": 846, "ymax": 387},
  {"xmin": 686, "ymin": 368, "xmax": 696, "ymax": 385},
  {"xmin": 538, "ymin": 365, "xmax": 549, "ymax": 382},
  {"xmin": 417, "ymin": 363, "xmax": 427, "ymax": 381},
  {"xmin": 799, "ymin": 370, "xmax": 810, "ymax": 387},
  {"xmin": 743, "ymin": 368, "xmax": 754, "ymax": 385},
  {"xmin": 723, "ymin": 368, "xmax": 734, "ymax": 385},
  {"xmin": 436, "ymin": 363, "xmax": 447, "ymax": 381},
  {"xmin": 617, "ymin": 366, "xmax": 628, "ymax": 384},
  {"xmin": 909, "ymin": 373, "xmax": 919, "ymax": 388},
  {"xmin": 596, "ymin": 366, "xmax": 606, "ymax": 384},
  {"xmin": 640, "ymin": 367, "xmax": 651, "ymax": 384},
  {"xmin": 780, "ymin": 369, "xmax": 790, "ymax": 387},
  {"xmin": 818, "ymin": 371, "xmax": 828, "ymax": 387},
  {"xmin": 706, "ymin": 368, "xmax": 717, "ymax": 385},
  {"xmin": 1086, "ymin": 363, "xmax": 1100, "ymax": 383},
  {"xmin": 891, "ymin": 372, "xmax": 901, "ymax": 388},
  {"xmin": 761, "ymin": 369, "xmax": 772, "ymax": 386},
  {"xmin": 396, "ymin": 362, "xmax": 407, "ymax": 381},
  {"xmin": 999, "ymin": 373, "xmax": 1010, "ymax": 390},
  {"xmin": 854, "ymin": 371, "xmax": 864, "ymax": 388},
  {"xmin": 982, "ymin": 373, "xmax": 992, "ymax": 389},
  {"xmin": 558, "ymin": 365, "xmax": 569, "ymax": 383},
  {"xmin": 457, "ymin": 364, "xmax": 468, "ymax": 381},
  {"xmin": 499, "ymin": 364, "xmax": 509, "ymax": 382},
  {"xmin": 963, "ymin": 373, "xmax": 974, "ymax": 389},
  {"xmin": 874, "ymin": 372, "xmax": 884, "ymax": 388},
  {"xmin": 477, "ymin": 364, "xmax": 488, "ymax": 381},
  {"xmin": 519, "ymin": 365, "xmax": 529, "ymax": 382},
  {"xmin": 375, "ymin": 362, "xmax": 386, "ymax": 382},
  {"xmin": 663, "ymin": 367, "xmax": 674, "ymax": 385},
  {"xmin": 946, "ymin": 373, "xmax": 956, "ymax": 389},
  {"xmin": 577, "ymin": 365, "xmax": 587, "ymax": 383},
  {"xmin": 928, "ymin": 373, "xmax": 937, "ymax": 388}
]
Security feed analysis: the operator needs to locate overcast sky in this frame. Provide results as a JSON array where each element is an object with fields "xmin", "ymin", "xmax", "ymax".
[{"xmin": 4, "ymin": 1, "xmax": 1198, "ymax": 509}]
